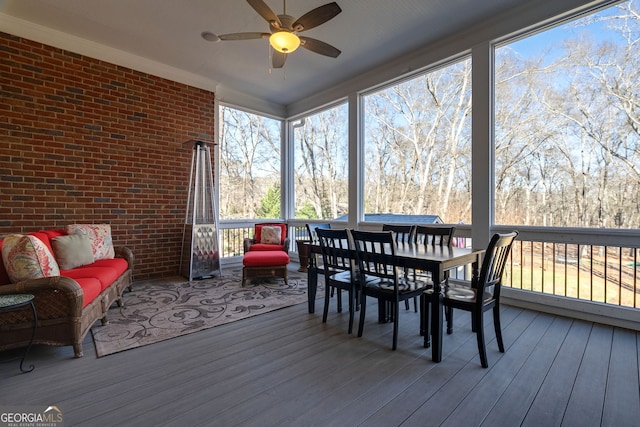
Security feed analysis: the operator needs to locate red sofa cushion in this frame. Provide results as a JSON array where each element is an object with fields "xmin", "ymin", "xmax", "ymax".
[
  {"xmin": 1, "ymin": 229, "xmax": 127, "ymax": 307},
  {"xmin": 243, "ymin": 251, "xmax": 290, "ymax": 267},
  {"xmin": 61, "ymin": 258, "xmax": 128, "ymax": 291},
  {"xmin": 73, "ymin": 277, "xmax": 102, "ymax": 308}
]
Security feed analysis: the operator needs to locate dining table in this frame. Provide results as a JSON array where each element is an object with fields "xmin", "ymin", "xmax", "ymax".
[{"xmin": 305, "ymin": 241, "xmax": 485, "ymax": 363}]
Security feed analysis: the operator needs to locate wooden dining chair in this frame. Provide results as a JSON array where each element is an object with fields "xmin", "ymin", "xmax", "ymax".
[
  {"xmin": 414, "ymin": 225, "xmax": 456, "ymax": 247},
  {"xmin": 422, "ymin": 231, "xmax": 518, "ymax": 367},
  {"xmin": 351, "ymin": 229, "xmax": 431, "ymax": 350},
  {"xmin": 306, "ymin": 223, "xmax": 331, "ymax": 242},
  {"xmin": 316, "ymin": 228, "xmax": 359, "ymax": 334},
  {"xmin": 382, "ymin": 224, "xmax": 415, "ymax": 245},
  {"xmin": 413, "ymin": 225, "xmax": 456, "ymax": 281},
  {"xmin": 382, "ymin": 224, "xmax": 417, "ymax": 311}
]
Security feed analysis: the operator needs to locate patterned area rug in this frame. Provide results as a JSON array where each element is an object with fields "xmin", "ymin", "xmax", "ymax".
[{"xmin": 91, "ymin": 267, "xmax": 315, "ymax": 357}]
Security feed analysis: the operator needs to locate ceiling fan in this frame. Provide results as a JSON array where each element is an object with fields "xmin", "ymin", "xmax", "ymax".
[{"xmin": 216, "ymin": 0, "xmax": 342, "ymax": 69}]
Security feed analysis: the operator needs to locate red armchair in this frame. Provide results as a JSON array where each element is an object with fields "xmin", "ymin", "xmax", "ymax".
[
  {"xmin": 242, "ymin": 223, "xmax": 290, "ymax": 286},
  {"xmin": 243, "ymin": 223, "xmax": 290, "ymax": 253}
]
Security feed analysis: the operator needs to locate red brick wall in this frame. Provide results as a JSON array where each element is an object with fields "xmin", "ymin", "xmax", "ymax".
[{"xmin": 0, "ymin": 32, "xmax": 215, "ymax": 280}]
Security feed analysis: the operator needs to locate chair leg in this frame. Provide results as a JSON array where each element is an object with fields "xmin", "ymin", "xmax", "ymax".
[
  {"xmin": 337, "ymin": 289, "xmax": 343, "ymax": 313},
  {"xmin": 392, "ymin": 300, "xmax": 400, "ymax": 350},
  {"xmin": 358, "ymin": 291, "xmax": 367, "ymax": 338},
  {"xmin": 476, "ymin": 312, "xmax": 489, "ymax": 368},
  {"xmin": 493, "ymin": 305, "xmax": 505, "ymax": 353},
  {"xmin": 347, "ymin": 289, "xmax": 355, "ymax": 334},
  {"xmin": 446, "ymin": 306, "xmax": 453, "ymax": 334},
  {"xmin": 322, "ymin": 285, "xmax": 332, "ymax": 323},
  {"xmin": 422, "ymin": 293, "xmax": 431, "ymax": 348}
]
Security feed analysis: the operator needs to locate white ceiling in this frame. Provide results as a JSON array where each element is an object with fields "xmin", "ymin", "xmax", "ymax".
[{"xmin": 0, "ymin": 0, "xmax": 561, "ymax": 112}]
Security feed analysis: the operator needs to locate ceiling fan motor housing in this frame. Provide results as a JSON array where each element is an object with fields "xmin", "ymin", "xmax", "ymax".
[{"xmin": 271, "ymin": 14, "xmax": 297, "ymax": 33}]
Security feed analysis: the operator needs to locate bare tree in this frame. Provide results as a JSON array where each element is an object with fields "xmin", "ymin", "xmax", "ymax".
[
  {"xmin": 219, "ymin": 106, "xmax": 280, "ymax": 219},
  {"xmin": 364, "ymin": 58, "xmax": 472, "ymax": 223},
  {"xmin": 293, "ymin": 104, "xmax": 348, "ymax": 219}
]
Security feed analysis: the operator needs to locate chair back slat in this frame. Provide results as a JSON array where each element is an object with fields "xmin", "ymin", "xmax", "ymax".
[
  {"xmin": 350, "ymin": 230, "xmax": 397, "ymax": 282},
  {"xmin": 316, "ymin": 228, "xmax": 353, "ymax": 276},
  {"xmin": 475, "ymin": 231, "xmax": 518, "ymax": 305},
  {"xmin": 414, "ymin": 225, "xmax": 456, "ymax": 247},
  {"xmin": 382, "ymin": 224, "xmax": 415, "ymax": 245},
  {"xmin": 306, "ymin": 223, "xmax": 331, "ymax": 242}
]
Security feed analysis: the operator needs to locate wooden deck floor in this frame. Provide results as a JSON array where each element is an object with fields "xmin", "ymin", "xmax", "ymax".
[{"xmin": 1, "ymin": 274, "xmax": 639, "ymax": 427}]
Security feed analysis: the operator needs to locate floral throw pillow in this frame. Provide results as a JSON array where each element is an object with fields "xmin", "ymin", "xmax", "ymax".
[
  {"xmin": 1, "ymin": 234, "xmax": 61, "ymax": 282},
  {"xmin": 260, "ymin": 226, "xmax": 282, "ymax": 245},
  {"xmin": 66, "ymin": 224, "xmax": 115, "ymax": 260}
]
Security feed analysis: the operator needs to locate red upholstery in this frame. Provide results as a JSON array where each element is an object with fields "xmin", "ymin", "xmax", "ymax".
[
  {"xmin": 243, "ymin": 251, "xmax": 290, "ymax": 267},
  {"xmin": 0, "ymin": 229, "xmax": 128, "ymax": 305},
  {"xmin": 254, "ymin": 223, "xmax": 287, "ymax": 245},
  {"xmin": 61, "ymin": 258, "xmax": 128, "ymax": 291},
  {"xmin": 38, "ymin": 229, "xmax": 67, "ymax": 242},
  {"xmin": 74, "ymin": 277, "xmax": 102, "ymax": 308},
  {"xmin": 249, "ymin": 243, "xmax": 287, "ymax": 251}
]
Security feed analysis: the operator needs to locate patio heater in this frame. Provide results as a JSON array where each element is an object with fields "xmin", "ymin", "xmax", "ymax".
[{"xmin": 180, "ymin": 139, "xmax": 221, "ymax": 280}]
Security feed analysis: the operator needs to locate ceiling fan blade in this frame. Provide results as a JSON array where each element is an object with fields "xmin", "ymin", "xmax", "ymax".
[
  {"xmin": 272, "ymin": 50, "xmax": 287, "ymax": 68},
  {"xmin": 247, "ymin": 0, "xmax": 282, "ymax": 28},
  {"xmin": 299, "ymin": 36, "xmax": 341, "ymax": 58},
  {"xmin": 292, "ymin": 2, "xmax": 342, "ymax": 32},
  {"xmin": 218, "ymin": 32, "xmax": 270, "ymax": 41}
]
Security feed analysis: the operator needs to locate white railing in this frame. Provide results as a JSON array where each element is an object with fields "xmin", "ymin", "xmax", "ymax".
[{"xmin": 495, "ymin": 226, "xmax": 640, "ymax": 309}]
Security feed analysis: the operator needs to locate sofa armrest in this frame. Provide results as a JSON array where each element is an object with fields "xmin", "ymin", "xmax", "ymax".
[
  {"xmin": 283, "ymin": 237, "xmax": 290, "ymax": 254},
  {"xmin": 115, "ymin": 246, "xmax": 134, "ymax": 269},
  {"xmin": 0, "ymin": 276, "xmax": 84, "ymax": 320}
]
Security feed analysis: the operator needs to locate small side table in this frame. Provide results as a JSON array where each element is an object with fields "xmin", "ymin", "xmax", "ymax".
[{"xmin": 0, "ymin": 294, "xmax": 37, "ymax": 373}]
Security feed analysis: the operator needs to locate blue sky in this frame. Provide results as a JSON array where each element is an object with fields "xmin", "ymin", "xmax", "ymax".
[{"xmin": 506, "ymin": 2, "xmax": 629, "ymax": 59}]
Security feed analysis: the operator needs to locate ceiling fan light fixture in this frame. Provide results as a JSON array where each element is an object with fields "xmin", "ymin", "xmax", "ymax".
[{"xmin": 269, "ymin": 31, "xmax": 300, "ymax": 53}]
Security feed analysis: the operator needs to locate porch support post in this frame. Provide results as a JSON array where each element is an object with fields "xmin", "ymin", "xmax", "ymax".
[{"xmin": 471, "ymin": 41, "xmax": 493, "ymax": 249}]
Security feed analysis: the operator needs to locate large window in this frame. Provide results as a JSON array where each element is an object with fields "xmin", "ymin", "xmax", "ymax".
[
  {"xmin": 292, "ymin": 103, "xmax": 348, "ymax": 220},
  {"xmin": 495, "ymin": 0, "xmax": 640, "ymax": 228},
  {"xmin": 219, "ymin": 105, "xmax": 282, "ymax": 220},
  {"xmin": 363, "ymin": 58, "xmax": 472, "ymax": 223}
]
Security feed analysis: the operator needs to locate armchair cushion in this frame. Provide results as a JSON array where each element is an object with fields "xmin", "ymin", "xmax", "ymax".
[
  {"xmin": 243, "ymin": 250, "xmax": 290, "ymax": 267},
  {"xmin": 249, "ymin": 243, "xmax": 287, "ymax": 251},
  {"xmin": 260, "ymin": 226, "xmax": 282, "ymax": 244},
  {"xmin": 255, "ymin": 223, "xmax": 287, "ymax": 245}
]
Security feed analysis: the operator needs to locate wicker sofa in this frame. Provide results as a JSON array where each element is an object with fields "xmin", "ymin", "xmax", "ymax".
[{"xmin": 0, "ymin": 227, "xmax": 133, "ymax": 357}]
